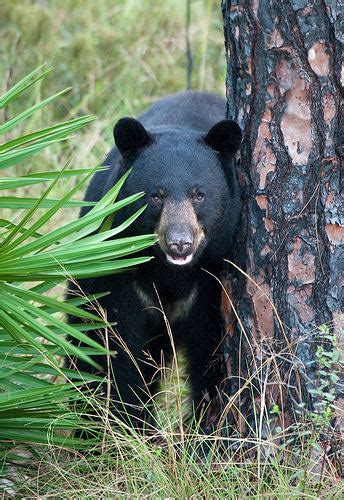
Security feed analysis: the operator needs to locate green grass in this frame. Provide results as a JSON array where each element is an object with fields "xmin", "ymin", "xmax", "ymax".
[
  {"xmin": 3, "ymin": 357, "xmax": 343, "ymax": 498},
  {"xmin": 1, "ymin": 0, "xmax": 225, "ymax": 173},
  {"xmin": 1, "ymin": 1, "xmax": 342, "ymax": 497}
]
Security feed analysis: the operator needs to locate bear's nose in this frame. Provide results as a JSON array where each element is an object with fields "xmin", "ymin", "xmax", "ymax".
[
  {"xmin": 165, "ymin": 228, "xmax": 193, "ymax": 256},
  {"xmin": 168, "ymin": 241, "xmax": 192, "ymax": 255}
]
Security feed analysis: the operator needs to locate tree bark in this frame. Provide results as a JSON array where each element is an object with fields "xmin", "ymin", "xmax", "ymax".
[{"xmin": 219, "ymin": 0, "xmax": 343, "ymax": 452}]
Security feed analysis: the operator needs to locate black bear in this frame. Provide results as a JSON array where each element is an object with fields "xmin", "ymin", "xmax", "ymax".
[{"xmin": 68, "ymin": 91, "xmax": 242, "ymax": 431}]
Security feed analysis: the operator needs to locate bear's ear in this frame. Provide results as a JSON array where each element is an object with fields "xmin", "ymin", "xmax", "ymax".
[
  {"xmin": 203, "ymin": 119, "xmax": 242, "ymax": 156},
  {"xmin": 114, "ymin": 117, "xmax": 152, "ymax": 158}
]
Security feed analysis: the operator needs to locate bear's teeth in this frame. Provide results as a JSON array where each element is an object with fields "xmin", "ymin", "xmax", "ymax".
[{"xmin": 167, "ymin": 254, "xmax": 193, "ymax": 266}]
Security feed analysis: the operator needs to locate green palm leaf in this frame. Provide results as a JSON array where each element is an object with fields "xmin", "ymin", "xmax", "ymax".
[{"xmin": 0, "ymin": 67, "xmax": 156, "ymax": 460}]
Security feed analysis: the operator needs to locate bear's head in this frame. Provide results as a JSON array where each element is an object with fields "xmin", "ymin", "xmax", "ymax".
[{"xmin": 113, "ymin": 118, "xmax": 242, "ymax": 268}]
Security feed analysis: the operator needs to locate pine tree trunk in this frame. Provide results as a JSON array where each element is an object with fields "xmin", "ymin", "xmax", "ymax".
[{"xmin": 219, "ymin": 0, "xmax": 343, "ymax": 450}]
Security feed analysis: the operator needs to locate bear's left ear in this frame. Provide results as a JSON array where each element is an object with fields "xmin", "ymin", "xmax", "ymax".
[
  {"xmin": 114, "ymin": 117, "xmax": 152, "ymax": 158},
  {"xmin": 203, "ymin": 119, "xmax": 242, "ymax": 156}
]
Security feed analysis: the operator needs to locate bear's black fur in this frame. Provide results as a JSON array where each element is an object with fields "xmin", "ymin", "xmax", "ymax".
[{"xmin": 68, "ymin": 91, "xmax": 242, "ymax": 430}]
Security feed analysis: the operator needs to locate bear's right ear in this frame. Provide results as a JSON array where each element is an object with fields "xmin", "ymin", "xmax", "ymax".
[
  {"xmin": 203, "ymin": 119, "xmax": 242, "ymax": 156},
  {"xmin": 114, "ymin": 118, "xmax": 152, "ymax": 158}
]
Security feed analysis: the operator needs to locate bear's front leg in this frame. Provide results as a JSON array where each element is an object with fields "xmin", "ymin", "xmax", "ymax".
[
  {"xmin": 107, "ymin": 346, "xmax": 158, "ymax": 431},
  {"xmin": 100, "ymin": 286, "xmax": 166, "ymax": 433},
  {"xmin": 182, "ymin": 296, "xmax": 225, "ymax": 427},
  {"xmin": 67, "ymin": 276, "xmax": 165, "ymax": 434}
]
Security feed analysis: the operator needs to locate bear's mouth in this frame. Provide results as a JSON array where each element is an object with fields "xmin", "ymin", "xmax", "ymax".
[{"xmin": 166, "ymin": 253, "xmax": 194, "ymax": 266}]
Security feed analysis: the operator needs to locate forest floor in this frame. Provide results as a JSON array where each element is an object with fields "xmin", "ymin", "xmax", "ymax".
[{"xmin": 3, "ymin": 367, "xmax": 342, "ymax": 498}]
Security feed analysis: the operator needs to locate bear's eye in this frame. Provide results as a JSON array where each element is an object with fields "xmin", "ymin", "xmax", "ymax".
[
  {"xmin": 151, "ymin": 193, "xmax": 162, "ymax": 203},
  {"xmin": 193, "ymin": 191, "xmax": 205, "ymax": 203}
]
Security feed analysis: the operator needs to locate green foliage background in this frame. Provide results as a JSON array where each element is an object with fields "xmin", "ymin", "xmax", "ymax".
[{"xmin": 0, "ymin": 0, "xmax": 225, "ymax": 187}]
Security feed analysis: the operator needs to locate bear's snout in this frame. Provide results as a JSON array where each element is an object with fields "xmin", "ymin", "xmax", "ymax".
[
  {"xmin": 156, "ymin": 200, "xmax": 205, "ymax": 266},
  {"xmin": 165, "ymin": 226, "xmax": 193, "ymax": 255},
  {"xmin": 165, "ymin": 226, "xmax": 194, "ymax": 265}
]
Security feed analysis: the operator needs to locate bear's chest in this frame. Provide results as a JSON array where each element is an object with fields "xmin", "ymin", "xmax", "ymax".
[{"xmin": 134, "ymin": 281, "xmax": 198, "ymax": 325}]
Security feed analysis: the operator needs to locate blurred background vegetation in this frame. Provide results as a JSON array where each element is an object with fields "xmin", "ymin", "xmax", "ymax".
[{"xmin": 0, "ymin": 0, "xmax": 225, "ymax": 184}]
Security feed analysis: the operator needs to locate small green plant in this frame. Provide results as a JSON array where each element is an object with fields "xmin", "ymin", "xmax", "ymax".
[
  {"xmin": 0, "ymin": 67, "xmax": 156, "ymax": 467},
  {"xmin": 308, "ymin": 323, "xmax": 342, "ymax": 429}
]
